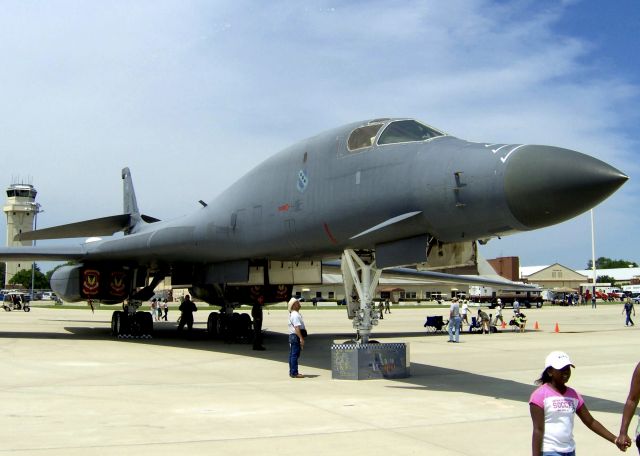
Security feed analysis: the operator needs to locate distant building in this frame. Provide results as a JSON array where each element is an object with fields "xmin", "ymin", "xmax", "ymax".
[
  {"xmin": 520, "ymin": 263, "xmax": 588, "ymax": 291},
  {"xmin": 3, "ymin": 183, "xmax": 38, "ymax": 285},
  {"xmin": 487, "ymin": 256, "xmax": 519, "ymax": 281}
]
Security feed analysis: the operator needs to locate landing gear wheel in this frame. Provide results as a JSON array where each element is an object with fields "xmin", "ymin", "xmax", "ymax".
[
  {"xmin": 239, "ymin": 313, "xmax": 252, "ymax": 339},
  {"xmin": 111, "ymin": 311, "xmax": 131, "ymax": 337},
  {"xmin": 140, "ymin": 312, "xmax": 153, "ymax": 336},
  {"xmin": 111, "ymin": 311, "xmax": 123, "ymax": 336},
  {"xmin": 216, "ymin": 314, "xmax": 229, "ymax": 338},
  {"xmin": 207, "ymin": 312, "xmax": 219, "ymax": 338}
]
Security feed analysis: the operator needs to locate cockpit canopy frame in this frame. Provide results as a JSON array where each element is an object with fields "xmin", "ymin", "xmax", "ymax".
[{"xmin": 346, "ymin": 119, "xmax": 445, "ymax": 152}]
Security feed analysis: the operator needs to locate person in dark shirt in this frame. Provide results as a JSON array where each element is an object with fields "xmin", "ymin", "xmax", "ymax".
[
  {"xmin": 177, "ymin": 295, "xmax": 197, "ymax": 332},
  {"xmin": 252, "ymin": 301, "xmax": 265, "ymax": 351}
]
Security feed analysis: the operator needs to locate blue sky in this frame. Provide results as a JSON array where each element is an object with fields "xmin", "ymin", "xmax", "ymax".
[{"xmin": 0, "ymin": 0, "xmax": 638, "ymax": 271}]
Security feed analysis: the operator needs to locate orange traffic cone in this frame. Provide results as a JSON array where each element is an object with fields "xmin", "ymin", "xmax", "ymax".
[
  {"xmin": 534, "ymin": 321, "xmax": 539, "ymax": 330},
  {"xmin": 501, "ymin": 320, "xmax": 506, "ymax": 329},
  {"xmin": 554, "ymin": 322, "xmax": 560, "ymax": 333}
]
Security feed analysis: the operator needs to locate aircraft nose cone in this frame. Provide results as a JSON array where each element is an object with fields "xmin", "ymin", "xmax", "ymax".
[{"xmin": 504, "ymin": 145, "xmax": 628, "ymax": 230}]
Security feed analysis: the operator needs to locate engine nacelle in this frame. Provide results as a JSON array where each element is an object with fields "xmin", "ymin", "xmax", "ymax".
[{"xmin": 51, "ymin": 264, "xmax": 131, "ymax": 304}]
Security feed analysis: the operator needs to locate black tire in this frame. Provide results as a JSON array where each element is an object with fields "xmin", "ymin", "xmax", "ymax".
[
  {"xmin": 536, "ymin": 302, "xmax": 543, "ymax": 308},
  {"xmin": 239, "ymin": 313, "xmax": 251, "ymax": 338},
  {"xmin": 207, "ymin": 312, "xmax": 219, "ymax": 338},
  {"xmin": 23, "ymin": 306, "xmax": 30, "ymax": 312},
  {"xmin": 230, "ymin": 312, "xmax": 242, "ymax": 336},
  {"xmin": 141, "ymin": 312, "xmax": 153, "ymax": 336},
  {"xmin": 131, "ymin": 312, "xmax": 152, "ymax": 337},
  {"xmin": 216, "ymin": 313, "xmax": 230, "ymax": 338},
  {"xmin": 111, "ymin": 311, "xmax": 122, "ymax": 336},
  {"xmin": 111, "ymin": 311, "xmax": 131, "ymax": 336}
]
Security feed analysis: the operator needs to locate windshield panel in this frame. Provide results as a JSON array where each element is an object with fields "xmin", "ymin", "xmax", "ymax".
[
  {"xmin": 377, "ymin": 120, "xmax": 443, "ymax": 145},
  {"xmin": 347, "ymin": 124, "xmax": 384, "ymax": 151}
]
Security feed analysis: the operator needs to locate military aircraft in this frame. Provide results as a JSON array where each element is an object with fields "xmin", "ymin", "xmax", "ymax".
[{"xmin": 0, "ymin": 118, "xmax": 628, "ymax": 341}]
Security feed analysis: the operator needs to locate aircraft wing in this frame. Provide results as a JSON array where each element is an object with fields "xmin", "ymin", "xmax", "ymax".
[
  {"xmin": 0, "ymin": 246, "xmax": 86, "ymax": 261},
  {"xmin": 322, "ymin": 260, "xmax": 538, "ymax": 291},
  {"xmin": 14, "ymin": 215, "xmax": 132, "ymax": 241},
  {"xmin": 376, "ymin": 267, "xmax": 538, "ymax": 290},
  {"xmin": 14, "ymin": 213, "xmax": 161, "ymax": 242}
]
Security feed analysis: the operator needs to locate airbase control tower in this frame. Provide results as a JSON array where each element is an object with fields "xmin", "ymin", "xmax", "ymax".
[{"xmin": 3, "ymin": 183, "xmax": 37, "ymax": 285}]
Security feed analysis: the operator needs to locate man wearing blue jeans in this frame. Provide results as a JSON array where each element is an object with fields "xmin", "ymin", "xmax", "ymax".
[
  {"xmin": 287, "ymin": 298, "xmax": 306, "ymax": 378},
  {"xmin": 447, "ymin": 298, "xmax": 461, "ymax": 343}
]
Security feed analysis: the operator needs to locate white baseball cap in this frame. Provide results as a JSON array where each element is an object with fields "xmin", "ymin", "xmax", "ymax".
[{"xmin": 545, "ymin": 351, "xmax": 575, "ymax": 370}]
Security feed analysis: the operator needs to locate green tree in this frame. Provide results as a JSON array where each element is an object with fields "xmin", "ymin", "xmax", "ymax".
[
  {"xmin": 587, "ymin": 257, "xmax": 638, "ymax": 269},
  {"xmin": 8, "ymin": 265, "xmax": 50, "ymax": 290},
  {"xmin": 596, "ymin": 275, "xmax": 616, "ymax": 286}
]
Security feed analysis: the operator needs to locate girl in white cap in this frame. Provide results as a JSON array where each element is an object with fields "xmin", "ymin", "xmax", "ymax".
[{"xmin": 529, "ymin": 351, "xmax": 618, "ymax": 455}]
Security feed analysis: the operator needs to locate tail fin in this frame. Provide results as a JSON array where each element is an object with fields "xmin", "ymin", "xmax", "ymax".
[
  {"xmin": 122, "ymin": 167, "xmax": 140, "ymax": 215},
  {"xmin": 11, "ymin": 168, "xmax": 157, "ymax": 241},
  {"xmin": 122, "ymin": 167, "xmax": 142, "ymax": 234}
]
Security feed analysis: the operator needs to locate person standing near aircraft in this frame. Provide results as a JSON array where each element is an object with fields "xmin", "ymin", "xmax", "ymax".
[
  {"xmin": 177, "ymin": 295, "xmax": 197, "ymax": 332},
  {"xmin": 623, "ymin": 299, "xmax": 636, "ymax": 327},
  {"xmin": 252, "ymin": 301, "xmax": 265, "ymax": 351},
  {"xmin": 288, "ymin": 297, "xmax": 306, "ymax": 378},
  {"xmin": 616, "ymin": 362, "xmax": 640, "ymax": 452},
  {"xmin": 162, "ymin": 299, "xmax": 168, "ymax": 321},
  {"xmin": 529, "ymin": 351, "xmax": 619, "ymax": 455},
  {"xmin": 150, "ymin": 298, "xmax": 158, "ymax": 321},
  {"xmin": 494, "ymin": 304, "xmax": 504, "ymax": 327},
  {"xmin": 478, "ymin": 308, "xmax": 490, "ymax": 334},
  {"xmin": 447, "ymin": 298, "xmax": 461, "ymax": 343},
  {"xmin": 460, "ymin": 300, "xmax": 469, "ymax": 326}
]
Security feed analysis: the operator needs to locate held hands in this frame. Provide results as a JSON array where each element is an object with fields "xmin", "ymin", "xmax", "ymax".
[{"xmin": 615, "ymin": 434, "xmax": 632, "ymax": 451}]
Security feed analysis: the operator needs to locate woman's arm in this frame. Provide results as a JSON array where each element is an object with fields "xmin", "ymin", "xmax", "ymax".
[
  {"xmin": 618, "ymin": 363, "xmax": 640, "ymax": 449},
  {"xmin": 530, "ymin": 403, "xmax": 544, "ymax": 456}
]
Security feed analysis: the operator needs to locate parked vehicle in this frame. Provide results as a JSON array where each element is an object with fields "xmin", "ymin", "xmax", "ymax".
[{"xmin": 2, "ymin": 293, "xmax": 31, "ymax": 312}]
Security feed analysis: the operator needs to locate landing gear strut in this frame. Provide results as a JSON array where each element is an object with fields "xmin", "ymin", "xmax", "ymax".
[
  {"xmin": 341, "ymin": 249, "xmax": 382, "ymax": 344},
  {"xmin": 111, "ymin": 300, "xmax": 153, "ymax": 339}
]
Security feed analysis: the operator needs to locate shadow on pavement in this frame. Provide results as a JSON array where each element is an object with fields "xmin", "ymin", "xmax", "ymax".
[{"xmin": 0, "ymin": 322, "xmax": 624, "ymax": 414}]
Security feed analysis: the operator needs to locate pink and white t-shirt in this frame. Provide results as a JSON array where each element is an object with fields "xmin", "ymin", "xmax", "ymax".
[{"xmin": 529, "ymin": 383, "xmax": 585, "ymax": 453}]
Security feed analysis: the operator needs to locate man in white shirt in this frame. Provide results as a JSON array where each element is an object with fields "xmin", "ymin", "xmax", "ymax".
[
  {"xmin": 288, "ymin": 298, "xmax": 306, "ymax": 378},
  {"xmin": 448, "ymin": 298, "xmax": 461, "ymax": 343}
]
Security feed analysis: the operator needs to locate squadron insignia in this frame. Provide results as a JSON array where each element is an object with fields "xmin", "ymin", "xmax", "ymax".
[{"xmin": 297, "ymin": 169, "xmax": 308, "ymax": 193}]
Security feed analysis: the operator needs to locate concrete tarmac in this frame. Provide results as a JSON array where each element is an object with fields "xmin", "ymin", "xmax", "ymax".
[{"xmin": 0, "ymin": 303, "xmax": 637, "ymax": 455}]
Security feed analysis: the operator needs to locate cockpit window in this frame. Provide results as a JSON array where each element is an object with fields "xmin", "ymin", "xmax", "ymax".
[
  {"xmin": 377, "ymin": 120, "xmax": 444, "ymax": 145},
  {"xmin": 347, "ymin": 124, "xmax": 384, "ymax": 151}
]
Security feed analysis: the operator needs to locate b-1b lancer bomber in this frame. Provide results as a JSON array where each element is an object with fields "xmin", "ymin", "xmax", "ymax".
[{"xmin": 0, "ymin": 118, "xmax": 627, "ymax": 341}]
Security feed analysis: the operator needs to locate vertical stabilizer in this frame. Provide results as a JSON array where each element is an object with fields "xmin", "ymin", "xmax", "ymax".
[{"xmin": 122, "ymin": 167, "xmax": 142, "ymax": 233}]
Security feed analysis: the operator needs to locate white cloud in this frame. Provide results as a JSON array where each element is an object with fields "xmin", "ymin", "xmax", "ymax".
[{"xmin": 0, "ymin": 0, "xmax": 637, "ymax": 270}]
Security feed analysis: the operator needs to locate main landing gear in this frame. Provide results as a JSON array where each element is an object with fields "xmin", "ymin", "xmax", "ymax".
[
  {"xmin": 111, "ymin": 301, "xmax": 153, "ymax": 339},
  {"xmin": 206, "ymin": 303, "xmax": 252, "ymax": 341}
]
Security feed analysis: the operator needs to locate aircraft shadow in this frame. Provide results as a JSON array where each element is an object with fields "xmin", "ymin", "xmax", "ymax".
[{"xmin": 1, "ymin": 323, "xmax": 624, "ymax": 414}]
